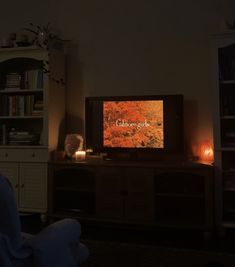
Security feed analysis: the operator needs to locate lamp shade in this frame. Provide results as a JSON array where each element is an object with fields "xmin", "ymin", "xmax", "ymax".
[{"xmin": 199, "ymin": 140, "xmax": 214, "ymax": 163}]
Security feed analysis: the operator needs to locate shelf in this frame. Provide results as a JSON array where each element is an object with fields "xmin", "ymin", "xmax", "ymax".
[
  {"xmin": 220, "ymin": 80, "xmax": 235, "ymax": 84},
  {"xmin": 212, "ymin": 33, "xmax": 235, "ymax": 230},
  {"xmin": 0, "ymin": 116, "xmax": 43, "ymax": 119},
  {"xmin": 0, "ymin": 89, "xmax": 43, "ymax": 94},
  {"xmin": 224, "ymin": 188, "xmax": 235, "ymax": 192},
  {"xmin": 0, "ymin": 145, "xmax": 47, "ymax": 149},
  {"xmin": 221, "ymin": 115, "xmax": 235, "ymax": 119},
  {"xmin": 55, "ymin": 186, "xmax": 95, "ymax": 193},
  {"xmin": 221, "ymin": 222, "xmax": 235, "ymax": 228},
  {"xmin": 154, "ymin": 220, "xmax": 207, "ymax": 229},
  {"xmin": 0, "ymin": 46, "xmax": 44, "ymax": 52},
  {"xmin": 155, "ymin": 193, "xmax": 203, "ymax": 198},
  {"xmin": 223, "ymin": 169, "xmax": 235, "ymax": 173},
  {"xmin": 218, "ymin": 147, "xmax": 235, "ymax": 151}
]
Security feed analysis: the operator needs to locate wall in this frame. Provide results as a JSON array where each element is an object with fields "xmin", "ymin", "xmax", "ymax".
[{"xmin": 0, "ymin": 0, "xmax": 235, "ymax": 156}]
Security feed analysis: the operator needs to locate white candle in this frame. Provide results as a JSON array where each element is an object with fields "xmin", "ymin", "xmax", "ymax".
[{"xmin": 75, "ymin": 150, "xmax": 86, "ymax": 161}]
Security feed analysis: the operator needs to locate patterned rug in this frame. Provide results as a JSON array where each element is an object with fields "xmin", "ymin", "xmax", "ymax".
[{"xmin": 81, "ymin": 239, "xmax": 235, "ymax": 267}]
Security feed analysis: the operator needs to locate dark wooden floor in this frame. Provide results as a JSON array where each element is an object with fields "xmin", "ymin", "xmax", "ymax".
[{"xmin": 20, "ymin": 214, "xmax": 235, "ymax": 254}]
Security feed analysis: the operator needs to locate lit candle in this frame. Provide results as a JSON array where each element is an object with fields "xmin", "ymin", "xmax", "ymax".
[{"xmin": 75, "ymin": 150, "xmax": 86, "ymax": 161}]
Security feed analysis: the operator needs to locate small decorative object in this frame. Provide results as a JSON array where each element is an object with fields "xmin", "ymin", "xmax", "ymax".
[
  {"xmin": 0, "ymin": 35, "xmax": 13, "ymax": 48},
  {"xmin": 196, "ymin": 140, "xmax": 214, "ymax": 164},
  {"xmin": 37, "ymin": 30, "xmax": 46, "ymax": 47},
  {"xmin": 64, "ymin": 134, "xmax": 84, "ymax": 159},
  {"xmin": 23, "ymin": 22, "xmax": 69, "ymax": 86},
  {"xmin": 24, "ymin": 22, "xmax": 69, "ymax": 49},
  {"xmin": 15, "ymin": 32, "xmax": 31, "ymax": 47},
  {"xmin": 75, "ymin": 150, "xmax": 86, "ymax": 161}
]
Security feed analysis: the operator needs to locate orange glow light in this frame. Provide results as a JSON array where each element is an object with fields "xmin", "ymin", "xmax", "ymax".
[{"xmin": 199, "ymin": 140, "xmax": 214, "ymax": 164}]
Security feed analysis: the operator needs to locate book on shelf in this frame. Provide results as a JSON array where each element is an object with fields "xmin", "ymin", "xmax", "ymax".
[
  {"xmin": 3, "ymin": 70, "xmax": 44, "ymax": 90},
  {"xmin": 9, "ymin": 131, "xmax": 30, "ymax": 136},
  {"xmin": 0, "ymin": 95, "xmax": 8, "ymax": 116},
  {"xmin": 34, "ymin": 100, "xmax": 43, "ymax": 109},
  {"xmin": 5, "ymin": 72, "xmax": 21, "ymax": 89},
  {"xmin": 1, "ymin": 124, "xmax": 7, "ymax": 145},
  {"xmin": 8, "ymin": 130, "xmax": 40, "ymax": 145},
  {"xmin": 18, "ymin": 95, "xmax": 25, "ymax": 116},
  {"xmin": 32, "ymin": 110, "xmax": 43, "ymax": 116},
  {"xmin": 9, "ymin": 95, "xmax": 17, "ymax": 116},
  {"xmin": 24, "ymin": 69, "xmax": 43, "ymax": 90},
  {"xmin": 0, "ymin": 94, "xmax": 36, "ymax": 116}
]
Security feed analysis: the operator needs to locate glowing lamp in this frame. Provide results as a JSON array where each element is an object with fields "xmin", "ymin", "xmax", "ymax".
[{"xmin": 198, "ymin": 140, "xmax": 214, "ymax": 164}]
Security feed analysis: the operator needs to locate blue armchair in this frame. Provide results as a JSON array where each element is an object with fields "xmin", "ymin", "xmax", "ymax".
[{"xmin": 0, "ymin": 174, "xmax": 89, "ymax": 267}]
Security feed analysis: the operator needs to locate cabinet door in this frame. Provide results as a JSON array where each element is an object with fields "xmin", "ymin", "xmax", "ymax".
[
  {"xmin": 154, "ymin": 168, "xmax": 213, "ymax": 228},
  {"xmin": 0, "ymin": 162, "xmax": 19, "ymax": 203},
  {"xmin": 19, "ymin": 163, "xmax": 47, "ymax": 212},
  {"xmin": 51, "ymin": 166, "xmax": 96, "ymax": 216},
  {"xmin": 125, "ymin": 168, "xmax": 155, "ymax": 222},
  {"xmin": 96, "ymin": 167, "xmax": 124, "ymax": 219},
  {"xmin": 96, "ymin": 166, "xmax": 155, "ymax": 222}
]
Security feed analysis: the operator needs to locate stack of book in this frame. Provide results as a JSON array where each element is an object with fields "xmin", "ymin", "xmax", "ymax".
[
  {"xmin": 8, "ymin": 130, "xmax": 40, "ymax": 145},
  {"xmin": 32, "ymin": 100, "xmax": 43, "ymax": 116},
  {"xmin": 0, "ymin": 95, "xmax": 36, "ymax": 116},
  {"xmin": 3, "ymin": 70, "xmax": 44, "ymax": 91},
  {"xmin": 5, "ymin": 72, "xmax": 21, "ymax": 90}
]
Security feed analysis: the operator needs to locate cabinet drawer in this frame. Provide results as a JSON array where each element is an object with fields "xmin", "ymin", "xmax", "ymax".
[
  {"xmin": 154, "ymin": 170, "xmax": 205, "ymax": 195},
  {"xmin": 0, "ymin": 148, "xmax": 49, "ymax": 162}
]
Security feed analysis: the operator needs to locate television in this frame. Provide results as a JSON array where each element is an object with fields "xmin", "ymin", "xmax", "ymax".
[{"xmin": 85, "ymin": 95, "xmax": 184, "ymax": 159}]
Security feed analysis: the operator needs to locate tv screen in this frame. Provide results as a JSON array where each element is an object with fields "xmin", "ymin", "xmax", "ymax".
[
  {"xmin": 85, "ymin": 95, "xmax": 184, "ymax": 155},
  {"xmin": 103, "ymin": 100, "xmax": 164, "ymax": 148}
]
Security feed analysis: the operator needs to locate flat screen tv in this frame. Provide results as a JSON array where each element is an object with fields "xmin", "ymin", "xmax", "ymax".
[{"xmin": 85, "ymin": 95, "xmax": 184, "ymax": 159}]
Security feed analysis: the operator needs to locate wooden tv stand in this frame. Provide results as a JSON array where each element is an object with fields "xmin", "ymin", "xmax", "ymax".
[{"xmin": 48, "ymin": 158, "xmax": 214, "ymax": 235}]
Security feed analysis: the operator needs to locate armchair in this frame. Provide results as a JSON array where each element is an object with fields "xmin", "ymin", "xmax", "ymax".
[{"xmin": 0, "ymin": 174, "xmax": 89, "ymax": 267}]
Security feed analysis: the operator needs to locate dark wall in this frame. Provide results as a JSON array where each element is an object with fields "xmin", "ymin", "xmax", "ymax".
[{"xmin": 0, "ymin": 0, "xmax": 235, "ymax": 155}]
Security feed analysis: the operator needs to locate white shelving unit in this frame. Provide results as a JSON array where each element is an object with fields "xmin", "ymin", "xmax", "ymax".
[
  {"xmin": 211, "ymin": 31, "xmax": 235, "ymax": 231},
  {"xmin": 0, "ymin": 46, "xmax": 66, "ymax": 215}
]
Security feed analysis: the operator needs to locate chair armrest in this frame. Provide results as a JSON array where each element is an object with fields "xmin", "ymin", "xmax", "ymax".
[{"xmin": 29, "ymin": 218, "xmax": 82, "ymax": 267}]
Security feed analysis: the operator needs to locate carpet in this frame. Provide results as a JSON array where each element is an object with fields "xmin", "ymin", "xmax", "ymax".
[{"xmin": 81, "ymin": 239, "xmax": 235, "ymax": 267}]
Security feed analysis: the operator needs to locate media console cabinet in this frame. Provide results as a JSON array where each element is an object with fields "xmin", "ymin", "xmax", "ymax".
[{"xmin": 48, "ymin": 159, "xmax": 214, "ymax": 235}]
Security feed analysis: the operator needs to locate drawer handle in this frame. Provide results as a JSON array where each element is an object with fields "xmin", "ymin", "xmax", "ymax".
[
  {"xmin": 15, "ymin": 184, "xmax": 19, "ymax": 188},
  {"xmin": 5, "ymin": 153, "xmax": 8, "ymax": 157},
  {"xmin": 21, "ymin": 184, "xmax": 25, "ymax": 188},
  {"xmin": 31, "ymin": 153, "xmax": 35, "ymax": 158}
]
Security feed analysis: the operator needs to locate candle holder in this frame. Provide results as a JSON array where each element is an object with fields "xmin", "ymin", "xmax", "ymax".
[{"xmin": 75, "ymin": 150, "xmax": 86, "ymax": 161}]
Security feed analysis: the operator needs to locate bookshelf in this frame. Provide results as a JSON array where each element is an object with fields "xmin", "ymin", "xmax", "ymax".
[
  {"xmin": 211, "ymin": 31, "xmax": 235, "ymax": 233},
  {"xmin": 0, "ymin": 46, "xmax": 65, "ymax": 216}
]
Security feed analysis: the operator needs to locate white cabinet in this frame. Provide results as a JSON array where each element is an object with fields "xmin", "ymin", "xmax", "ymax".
[
  {"xmin": 211, "ymin": 31, "xmax": 235, "ymax": 230},
  {"xmin": 0, "ymin": 161, "xmax": 47, "ymax": 212},
  {"xmin": 0, "ymin": 162, "xmax": 19, "ymax": 202},
  {"xmin": 0, "ymin": 46, "xmax": 65, "ymax": 214}
]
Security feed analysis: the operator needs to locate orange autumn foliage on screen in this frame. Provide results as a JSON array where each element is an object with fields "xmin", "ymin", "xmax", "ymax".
[{"xmin": 103, "ymin": 100, "xmax": 164, "ymax": 148}]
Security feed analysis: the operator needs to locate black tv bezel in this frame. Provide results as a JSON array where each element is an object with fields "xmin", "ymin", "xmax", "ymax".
[{"xmin": 85, "ymin": 94, "xmax": 184, "ymax": 155}]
